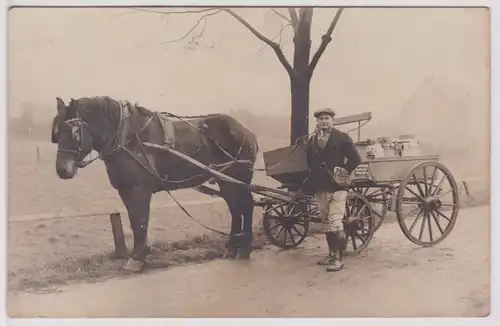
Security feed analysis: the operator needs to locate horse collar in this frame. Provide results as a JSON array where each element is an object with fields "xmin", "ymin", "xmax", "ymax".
[
  {"xmin": 117, "ymin": 100, "xmax": 132, "ymax": 147},
  {"xmin": 97, "ymin": 100, "xmax": 131, "ymax": 159}
]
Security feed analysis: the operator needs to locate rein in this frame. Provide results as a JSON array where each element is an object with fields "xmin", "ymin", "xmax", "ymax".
[
  {"xmin": 60, "ymin": 101, "xmax": 312, "ymax": 176},
  {"xmin": 57, "ymin": 100, "xmax": 308, "ymax": 237}
]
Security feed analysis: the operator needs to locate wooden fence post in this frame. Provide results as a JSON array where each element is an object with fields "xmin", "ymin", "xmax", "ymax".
[
  {"xmin": 110, "ymin": 212, "xmax": 128, "ymax": 259},
  {"xmin": 462, "ymin": 181, "xmax": 470, "ymax": 196}
]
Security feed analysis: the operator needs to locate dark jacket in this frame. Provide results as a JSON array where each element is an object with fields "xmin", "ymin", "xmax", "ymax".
[{"xmin": 305, "ymin": 128, "xmax": 362, "ymax": 193}]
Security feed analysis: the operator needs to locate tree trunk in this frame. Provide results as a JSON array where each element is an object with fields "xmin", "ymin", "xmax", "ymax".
[
  {"xmin": 289, "ymin": 8, "xmax": 313, "ymax": 145},
  {"xmin": 290, "ymin": 75, "xmax": 310, "ymax": 144}
]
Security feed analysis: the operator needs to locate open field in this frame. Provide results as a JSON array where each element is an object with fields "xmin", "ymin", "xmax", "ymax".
[
  {"xmin": 7, "ymin": 138, "xmax": 284, "ymax": 217},
  {"xmin": 7, "ymin": 137, "xmax": 286, "ymax": 291}
]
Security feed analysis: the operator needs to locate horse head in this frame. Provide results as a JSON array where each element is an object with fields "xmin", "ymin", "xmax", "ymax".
[
  {"xmin": 51, "ymin": 97, "xmax": 97, "ymax": 179},
  {"xmin": 52, "ymin": 96, "xmax": 127, "ymax": 179}
]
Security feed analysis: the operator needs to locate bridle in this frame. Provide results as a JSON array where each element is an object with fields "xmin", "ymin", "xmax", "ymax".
[
  {"xmin": 56, "ymin": 100, "xmax": 135, "ymax": 168},
  {"xmin": 56, "ymin": 115, "xmax": 93, "ymax": 167}
]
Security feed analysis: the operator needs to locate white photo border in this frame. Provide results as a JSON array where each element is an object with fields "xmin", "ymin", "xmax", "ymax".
[{"xmin": 1, "ymin": 0, "xmax": 497, "ymax": 326}]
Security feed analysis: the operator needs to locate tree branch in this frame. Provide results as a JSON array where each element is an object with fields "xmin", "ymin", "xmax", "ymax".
[
  {"xmin": 271, "ymin": 8, "xmax": 291, "ymax": 23},
  {"xmin": 308, "ymin": 8, "xmax": 344, "ymax": 76},
  {"xmin": 223, "ymin": 9, "xmax": 295, "ymax": 77},
  {"xmin": 258, "ymin": 22, "xmax": 293, "ymax": 52},
  {"xmin": 161, "ymin": 9, "xmax": 222, "ymax": 44},
  {"xmin": 112, "ymin": 8, "xmax": 223, "ymax": 48},
  {"xmin": 111, "ymin": 8, "xmax": 220, "ymax": 23}
]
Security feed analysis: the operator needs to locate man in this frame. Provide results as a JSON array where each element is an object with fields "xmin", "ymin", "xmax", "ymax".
[{"xmin": 306, "ymin": 108, "xmax": 362, "ymax": 272}]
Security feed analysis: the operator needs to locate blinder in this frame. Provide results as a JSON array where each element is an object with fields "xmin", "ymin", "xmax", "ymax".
[{"xmin": 57, "ymin": 117, "xmax": 94, "ymax": 165}]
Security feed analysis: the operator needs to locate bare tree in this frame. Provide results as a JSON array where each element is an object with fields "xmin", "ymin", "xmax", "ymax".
[{"xmin": 124, "ymin": 7, "xmax": 344, "ymax": 144}]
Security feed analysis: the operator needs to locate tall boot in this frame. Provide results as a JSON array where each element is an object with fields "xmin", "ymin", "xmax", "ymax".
[
  {"xmin": 337, "ymin": 230, "xmax": 346, "ymax": 262},
  {"xmin": 326, "ymin": 231, "xmax": 346, "ymax": 272},
  {"xmin": 318, "ymin": 232, "xmax": 337, "ymax": 265}
]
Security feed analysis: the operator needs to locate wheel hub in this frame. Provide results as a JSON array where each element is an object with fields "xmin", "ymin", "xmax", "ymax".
[
  {"xmin": 343, "ymin": 216, "xmax": 365, "ymax": 232},
  {"xmin": 420, "ymin": 196, "xmax": 442, "ymax": 212}
]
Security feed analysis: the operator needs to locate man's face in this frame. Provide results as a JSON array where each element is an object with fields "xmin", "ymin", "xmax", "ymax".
[{"xmin": 316, "ymin": 113, "xmax": 334, "ymax": 130}]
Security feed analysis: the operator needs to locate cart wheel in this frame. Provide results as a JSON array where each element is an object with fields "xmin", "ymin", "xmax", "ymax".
[
  {"xmin": 352, "ymin": 187, "xmax": 389, "ymax": 232},
  {"xmin": 262, "ymin": 201, "xmax": 310, "ymax": 249},
  {"xmin": 343, "ymin": 192, "xmax": 376, "ymax": 255},
  {"xmin": 396, "ymin": 161, "xmax": 460, "ymax": 246}
]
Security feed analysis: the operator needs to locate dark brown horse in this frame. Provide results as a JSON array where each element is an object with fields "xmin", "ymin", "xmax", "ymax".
[{"xmin": 51, "ymin": 96, "xmax": 259, "ymax": 272}]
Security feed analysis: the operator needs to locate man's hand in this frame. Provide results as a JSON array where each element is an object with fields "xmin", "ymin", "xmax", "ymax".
[{"xmin": 332, "ymin": 166, "xmax": 352, "ymax": 187}]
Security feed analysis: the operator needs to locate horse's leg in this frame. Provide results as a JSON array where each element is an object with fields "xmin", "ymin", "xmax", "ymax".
[
  {"xmin": 236, "ymin": 186, "xmax": 255, "ymax": 259},
  {"xmin": 220, "ymin": 167, "xmax": 255, "ymax": 260},
  {"xmin": 118, "ymin": 186, "xmax": 152, "ymax": 272},
  {"xmin": 218, "ymin": 181, "xmax": 243, "ymax": 259}
]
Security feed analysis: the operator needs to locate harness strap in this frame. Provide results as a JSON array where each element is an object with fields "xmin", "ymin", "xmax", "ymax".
[
  {"xmin": 166, "ymin": 190, "xmax": 229, "ymax": 236},
  {"xmin": 156, "ymin": 113, "xmax": 176, "ymax": 148}
]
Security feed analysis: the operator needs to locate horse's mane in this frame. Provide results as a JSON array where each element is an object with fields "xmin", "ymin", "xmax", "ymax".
[
  {"xmin": 72, "ymin": 96, "xmax": 121, "ymax": 120},
  {"xmin": 75, "ymin": 96, "xmax": 221, "ymax": 121}
]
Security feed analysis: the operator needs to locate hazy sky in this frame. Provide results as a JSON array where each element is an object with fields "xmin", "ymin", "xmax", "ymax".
[{"xmin": 8, "ymin": 7, "xmax": 489, "ymax": 156}]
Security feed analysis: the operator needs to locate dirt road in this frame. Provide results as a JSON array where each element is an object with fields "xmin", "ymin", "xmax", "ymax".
[{"xmin": 8, "ymin": 205, "xmax": 490, "ymax": 318}]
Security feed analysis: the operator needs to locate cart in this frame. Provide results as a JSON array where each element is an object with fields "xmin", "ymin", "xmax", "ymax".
[{"xmin": 256, "ymin": 112, "xmax": 461, "ymax": 255}]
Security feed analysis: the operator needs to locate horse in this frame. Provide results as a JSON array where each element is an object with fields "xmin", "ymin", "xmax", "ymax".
[{"xmin": 50, "ymin": 96, "xmax": 259, "ymax": 272}]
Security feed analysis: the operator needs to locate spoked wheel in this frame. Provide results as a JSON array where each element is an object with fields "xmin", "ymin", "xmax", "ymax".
[
  {"xmin": 262, "ymin": 200, "xmax": 311, "ymax": 249},
  {"xmin": 352, "ymin": 186, "xmax": 389, "ymax": 232},
  {"xmin": 343, "ymin": 192, "xmax": 376, "ymax": 255},
  {"xmin": 396, "ymin": 161, "xmax": 460, "ymax": 246}
]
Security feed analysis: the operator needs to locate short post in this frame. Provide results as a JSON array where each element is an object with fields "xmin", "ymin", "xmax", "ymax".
[
  {"xmin": 110, "ymin": 212, "xmax": 128, "ymax": 259},
  {"xmin": 36, "ymin": 146, "xmax": 40, "ymax": 163},
  {"xmin": 462, "ymin": 181, "xmax": 470, "ymax": 196}
]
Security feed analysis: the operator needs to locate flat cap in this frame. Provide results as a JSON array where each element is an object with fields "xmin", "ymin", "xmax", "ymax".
[{"xmin": 313, "ymin": 108, "xmax": 336, "ymax": 118}]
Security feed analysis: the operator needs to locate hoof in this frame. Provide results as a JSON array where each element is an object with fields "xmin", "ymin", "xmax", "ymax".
[
  {"xmin": 223, "ymin": 249, "xmax": 238, "ymax": 259},
  {"xmin": 237, "ymin": 248, "xmax": 251, "ymax": 260},
  {"xmin": 123, "ymin": 258, "xmax": 145, "ymax": 273},
  {"xmin": 326, "ymin": 260, "xmax": 344, "ymax": 272}
]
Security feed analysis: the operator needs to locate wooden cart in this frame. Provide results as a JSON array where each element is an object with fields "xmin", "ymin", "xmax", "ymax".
[{"xmin": 257, "ymin": 112, "xmax": 460, "ymax": 255}]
